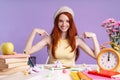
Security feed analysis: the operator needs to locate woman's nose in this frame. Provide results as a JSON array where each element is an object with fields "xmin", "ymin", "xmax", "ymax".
[{"xmin": 63, "ymin": 22, "xmax": 66, "ymax": 26}]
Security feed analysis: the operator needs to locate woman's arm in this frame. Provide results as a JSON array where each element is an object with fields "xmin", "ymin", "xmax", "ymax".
[
  {"xmin": 77, "ymin": 32, "xmax": 100, "ymax": 58},
  {"xmin": 24, "ymin": 28, "xmax": 49, "ymax": 54}
]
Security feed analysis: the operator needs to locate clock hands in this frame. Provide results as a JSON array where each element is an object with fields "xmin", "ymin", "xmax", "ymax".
[{"xmin": 107, "ymin": 52, "xmax": 110, "ymax": 61}]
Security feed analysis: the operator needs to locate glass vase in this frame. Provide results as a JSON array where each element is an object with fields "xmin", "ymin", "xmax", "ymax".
[{"xmin": 109, "ymin": 35, "xmax": 120, "ymax": 53}]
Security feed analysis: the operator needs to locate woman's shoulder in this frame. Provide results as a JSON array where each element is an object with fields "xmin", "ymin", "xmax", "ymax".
[
  {"xmin": 75, "ymin": 35, "xmax": 83, "ymax": 40},
  {"xmin": 42, "ymin": 36, "xmax": 51, "ymax": 45},
  {"xmin": 75, "ymin": 35, "xmax": 85, "ymax": 46}
]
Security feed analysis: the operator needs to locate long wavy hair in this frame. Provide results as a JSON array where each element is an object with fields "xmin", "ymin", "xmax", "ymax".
[{"xmin": 50, "ymin": 12, "xmax": 79, "ymax": 61}]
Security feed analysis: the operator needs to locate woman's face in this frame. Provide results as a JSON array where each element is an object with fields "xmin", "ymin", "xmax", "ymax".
[{"xmin": 58, "ymin": 14, "xmax": 70, "ymax": 32}]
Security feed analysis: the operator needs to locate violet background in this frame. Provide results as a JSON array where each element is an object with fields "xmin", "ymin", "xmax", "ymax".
[{"xmin": 0, "ymin": 0, "xmax": 120, "ymax": 64}]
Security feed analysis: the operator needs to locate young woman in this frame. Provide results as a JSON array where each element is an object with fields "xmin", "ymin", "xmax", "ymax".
[{"xmin": 24, "ymin": 6, "xmax": 100, "ymax": 66}]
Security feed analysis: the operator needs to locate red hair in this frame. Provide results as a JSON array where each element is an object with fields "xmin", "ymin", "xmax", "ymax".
[{"xmin": 50, "ymin": 12, "xmax": 79, "ymax": 61}]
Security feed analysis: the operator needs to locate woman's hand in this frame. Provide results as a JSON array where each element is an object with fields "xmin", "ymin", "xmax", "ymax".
[
  {"xmin": 82, "ymin": 32, "xmax": 96, "ymax": 39},
  {"xmin": 33, "ymin": 28, "xmax": 49, "ymax": 36},
  {"xmin": 25, "ymin": 28, "xmax": 49, "ymax": 50}
]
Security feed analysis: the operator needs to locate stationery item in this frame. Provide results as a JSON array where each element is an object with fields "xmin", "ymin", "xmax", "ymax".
[
  {"xmin": 111, "ymin": 74, "xmax": 120, "ymax": 79},
  {"xmin": 54, "ymin": 60, "xmax": 62, "ymax": 68},
  {"xmin": 70, "ymin": 71, "xmax": 80, "ymax": 80},
  {"xmin": 0, "ymin": 65, "xmax": 30, "ymax": 75},
  {"xmin": 23, "ymin": 51, "xmax": 35, "ymax": 67},
  {"xmin": 70, "ymin": 67, "xmax": 81, "ymax": 71},
  {"xmin": 0, "ymin": 57, "xmax": 28, "ymax": 64},
  {"xmin": 44, "ymin": 65, "xmax": 69, "ymax": 70},
  {"xmin": 28, "ymin": 57, "xmax": 35, "ymax": 67},
  {"xmin": 88, "ymin": 69, "xmax": 120, "ymax": 78},
  {"xmin": 0, "ymin": 61, "xmax": 28, "ymax": 69},
  {"xmin": 0, "ymin": 54, "xmax": 30, "ymax": 58},
  {"xmin": 29, "ymin": 56, "xmax": 36, "ymax": 65},
  {"xmin": 77, "ymin": 71, "xmax": 92, "ymax": 80}
]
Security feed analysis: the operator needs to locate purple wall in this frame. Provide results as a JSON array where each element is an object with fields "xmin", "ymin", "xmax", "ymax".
[{"xmin": 0, "ymin": 0, "xmax": 120, "ymax": 64}]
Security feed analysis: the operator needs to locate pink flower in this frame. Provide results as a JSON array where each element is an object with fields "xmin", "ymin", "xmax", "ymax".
[
  {"xmin": 115, "ymin": 21, "xmax": 120, "ymax": 27},
  {"xmin": 101, "ymin": 18, "xmax": 120, "ymax": 52},
  {"xmin": 113, "ymin": 29, "xmax": 119, "ymax": 32},
  {"xmin": 107, "ymin": 18, "xmax": 116, "ymax": 23},
  {"xmin": 106, "ymin": 27, "xmax": 112, "ymax": 30}
]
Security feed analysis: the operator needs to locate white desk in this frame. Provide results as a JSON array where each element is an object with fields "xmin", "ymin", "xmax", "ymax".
[{"xmin": 0, "ymin": 64, "xmax": 118, "ymax": 80}]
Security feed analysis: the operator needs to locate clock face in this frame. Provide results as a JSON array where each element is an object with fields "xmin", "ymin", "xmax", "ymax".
[
  {"xmin": 99, "ymin": 51, "xmax": 118, "ymax": 69},
  {"xmin": 97, "ymin": 48, "xmax": 120, "ymax": 70}
]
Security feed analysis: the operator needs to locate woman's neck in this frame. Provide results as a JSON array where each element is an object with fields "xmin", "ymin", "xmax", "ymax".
[{"xmin": 61, "ymin": 32, "xmax": 67, "ymax": 39}]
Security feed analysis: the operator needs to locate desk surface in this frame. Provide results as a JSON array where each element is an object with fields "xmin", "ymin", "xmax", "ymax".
[{"xmin": 0, "ymin": 64, "xmax": 119, "ymax": 80}]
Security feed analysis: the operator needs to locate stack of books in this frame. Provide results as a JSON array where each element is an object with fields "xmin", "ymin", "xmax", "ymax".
[{"xmin": 0, "ymin": 54, "xmax": 30, "ymax": 75}]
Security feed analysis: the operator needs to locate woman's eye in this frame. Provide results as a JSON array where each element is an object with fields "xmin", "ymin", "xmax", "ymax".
[
  {"xmin": 59, "ymin": 20, "xmax": 63, "ymax": 22},
  {"xmin": 66, "ymin": 20, "xmax": 69, "ymax": 23}
]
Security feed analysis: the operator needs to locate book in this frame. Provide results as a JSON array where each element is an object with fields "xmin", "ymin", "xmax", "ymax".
[
  {"xmin": 88, "ymin": 69, "xmax": 120, "ymax": 78},
  {"xmin": 70, "ymin": 71, "xmax": 80, "ymax": 80},
  {"xmin": 0, "ymin": 57, "xmax": 28, "ymax": 64},
  {"xmin": 70, "ymin": 71, "xmax": 92, "ymax": 80},
  {"xmin": 0, "ymin": 61, "xmax": 28, "ymax": 69},
  {"xmin": 0, "ymin": 65, "xmax": 30, "ymax": 75},
  {"xmin": 0, "ymin": 54, "xmax": 30, "ymax": 59},
  {"xmin": 77, "ymin": 71, "xmax": 92, "ymax": 80}
]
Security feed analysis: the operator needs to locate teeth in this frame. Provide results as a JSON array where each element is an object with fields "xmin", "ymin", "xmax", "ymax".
[{"xmin": 62, "ymin": 26, "xmax": 66, "ymax": 29}]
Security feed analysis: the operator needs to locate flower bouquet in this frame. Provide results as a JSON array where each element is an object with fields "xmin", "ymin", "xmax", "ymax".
[{"xmin": 101, "ymin": 18, "xmax": 120, "ymax": 52}]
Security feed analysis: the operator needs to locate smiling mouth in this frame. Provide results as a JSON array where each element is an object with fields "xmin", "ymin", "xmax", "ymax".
[{"xmin": 61, "ymin": 26, "xmax": 67, "ymax": 30}]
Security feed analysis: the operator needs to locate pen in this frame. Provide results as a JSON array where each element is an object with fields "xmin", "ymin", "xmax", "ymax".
[
  {"xmin": 24, "ymin": 50, "xmax": 34, "ymax": 67},
  {"xmin": 28, "ymin": 57, "xmax": 34, "ymax": 67}
]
